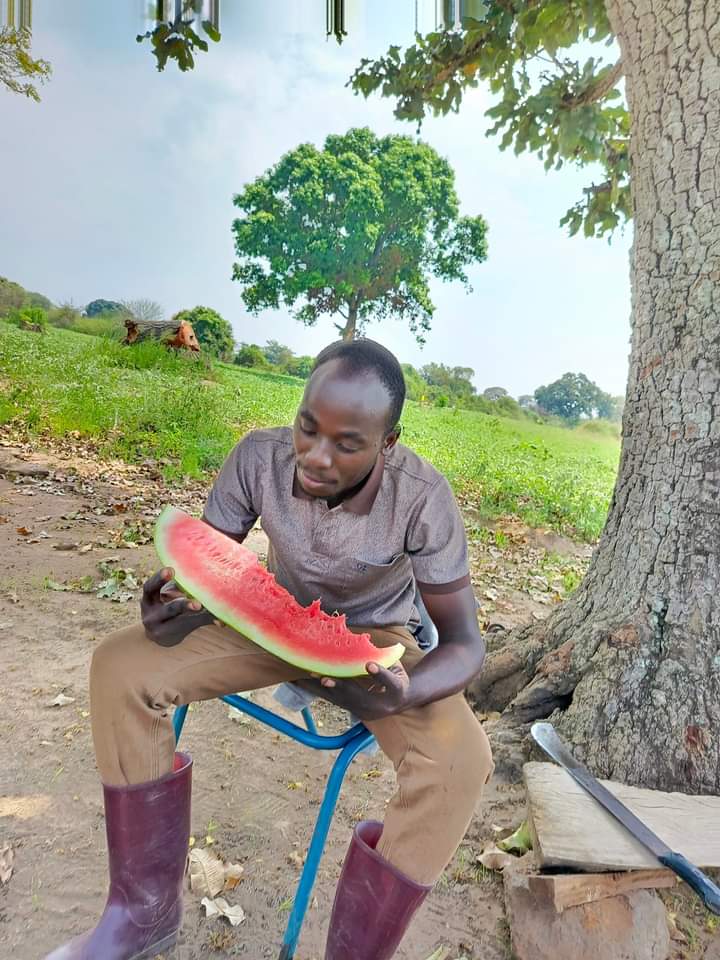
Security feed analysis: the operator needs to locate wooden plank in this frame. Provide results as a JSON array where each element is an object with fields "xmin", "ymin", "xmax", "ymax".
[
  {"xmin": 524, "ymin": 761, "xmax": 720, "ymax": 871},
  {"xmin": 527, "ymin": 868, "xmax": 677, "ymax": 913}
]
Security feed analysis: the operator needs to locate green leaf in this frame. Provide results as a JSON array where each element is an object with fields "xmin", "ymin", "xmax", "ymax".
[{"xmin": 497, "ymin": 820, "xmax": 533, "ymax": 855}]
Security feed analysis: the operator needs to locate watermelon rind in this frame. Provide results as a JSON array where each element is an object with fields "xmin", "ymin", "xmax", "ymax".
[{"xmin": 154, "ymin": 506, "xmax": 405, "ymax": 677}]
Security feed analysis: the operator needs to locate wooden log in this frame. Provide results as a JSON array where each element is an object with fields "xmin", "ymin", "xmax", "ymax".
[
  {"xmin": 524, "ymin": 761, "xmax": 720, "ymax": 871},
  {"xmin": 527, "ymin": 868, "xmax": 676, "ymax": 913}
]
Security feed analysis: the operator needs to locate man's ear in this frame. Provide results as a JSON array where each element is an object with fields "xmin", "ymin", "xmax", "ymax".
[{"xmin": 383, "ymin": 425, "xmax": 401, "ymax": 453}]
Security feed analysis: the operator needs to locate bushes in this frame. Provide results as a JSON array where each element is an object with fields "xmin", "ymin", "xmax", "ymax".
[
  {"xmin": 7, "ymin": 305, "xmax": 48, "ymax": 331},
  {"xmin": 234, "ymin": 340, "xmax": 314, "ymax": 380}
]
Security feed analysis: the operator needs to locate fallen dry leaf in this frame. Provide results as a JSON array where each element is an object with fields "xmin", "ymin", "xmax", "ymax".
[
  {"xmin": 287, "ymin": 849, "xmax": 305, "ymax": 868},
  {"xmin": 16, "ymin": 526, "xmax": 33, "ymax": 536},
  {"xmin": 0, "ymin": 516, "xmax": 8, "ymax": 523},
  {"xmin": 201, "ymin": 896, "xmax": 245, "ymax": 926},
  {"xmin": 223, "ymin": 862, "xmax": 244, "ymax": 891},
  {"xmin": 0, "ymin": 843, "xmax": 14, "ymax": 884},
  {"xmin": 189, "ymin": 848, "xmax": 226, "ymax": 898},
  {"xmin": 48, "ymin": 693, "xmax": 76, "ymax": 708},
  {"xmin": 0, "ymin": 795, "xmax": 52, "ymax": 820}
]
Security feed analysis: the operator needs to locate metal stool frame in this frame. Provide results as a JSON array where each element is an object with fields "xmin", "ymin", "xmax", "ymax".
[{"xmin": 173, "ymin": 694, "xmax": 375, "ymax": 960}]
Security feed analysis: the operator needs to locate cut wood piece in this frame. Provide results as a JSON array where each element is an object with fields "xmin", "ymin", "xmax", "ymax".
[
  {"xmin": 524, "ymin": 761, "xmax": 720, "ymax": 871},
  {"xmin": 528, "ymin": 869, "xmax": 676, "ymax": 913}
]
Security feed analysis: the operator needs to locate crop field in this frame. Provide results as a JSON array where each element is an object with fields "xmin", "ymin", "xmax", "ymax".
[{"xmin": 0, "ymin": 322, "xmax": 620, "ymax": 540}]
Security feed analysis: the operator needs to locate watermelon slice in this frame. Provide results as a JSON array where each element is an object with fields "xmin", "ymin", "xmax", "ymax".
[{"xmin": 154, "ymin": 506, "xmax": 405, "ymax": 677}]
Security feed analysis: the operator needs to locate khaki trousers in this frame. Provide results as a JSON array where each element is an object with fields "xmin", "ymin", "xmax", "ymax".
[{"xmin": 89, "ymin": 621, "xmax": 493, "ymax": 884}]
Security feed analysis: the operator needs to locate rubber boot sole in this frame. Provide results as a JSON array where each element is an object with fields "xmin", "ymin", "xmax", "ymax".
[{"xmin": 131, "ymin": 931, "xmax": 178, "ymax": 960}]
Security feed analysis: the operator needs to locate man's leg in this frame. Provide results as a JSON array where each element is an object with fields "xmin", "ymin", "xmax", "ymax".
[
  {"xmin": 325, "ymin": 627, "xmax": 493, "ymax": 959},
  {"xmin": 90, "ymin": 619, "xmax": 307, "ymax": 786}
]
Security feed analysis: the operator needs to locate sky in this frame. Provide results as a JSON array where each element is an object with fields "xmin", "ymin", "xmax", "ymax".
[{"xmin": 0, "ymin": 1, "xmax": 633, "ymax": 397}]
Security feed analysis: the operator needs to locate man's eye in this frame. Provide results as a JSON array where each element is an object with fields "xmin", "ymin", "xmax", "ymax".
[
  {"xmin": 300, "ymin": 424, "xmax": 316, "ymax": 436},
  {"xmin": 338, "ymin": 444, "xmax": 359, "ymax": 454}
]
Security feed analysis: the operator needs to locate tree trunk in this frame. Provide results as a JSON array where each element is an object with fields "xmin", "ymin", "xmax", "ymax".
[
  {"xmin": 472, "ymin": 0, "xmax": 720, "ymax": 793},
  {"xmin": 340, "ymin": 302, "xmax": 358, "ymax": 340}
]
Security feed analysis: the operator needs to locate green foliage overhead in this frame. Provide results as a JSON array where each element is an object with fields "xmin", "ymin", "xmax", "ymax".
[
  {"xmin": 350, "ymin": 3, "xmax": 629, "ymax": 238},
  {"xmin": 534, "ymin": 371, "xmax": 612, "ymax": 421},
  {"xmin": 136, "ymin": 1, "xmax": 221, "ymax": 72},
  {"xmin": 232, "ymin": 127, "xmax": 488, "ymax": 343},
  {"xmin": 0, "ymin": 27, "xmax": 51, "ymax": 101},
  {"xmin": 175, "ymin": 305, "xmax": 234, "ymax": 360}
]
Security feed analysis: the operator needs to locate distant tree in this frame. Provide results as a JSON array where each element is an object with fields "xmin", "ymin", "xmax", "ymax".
[
  {"xmin": 263, "ymin": 339, "xmax": 294, "ymax": 368},
  {"xmin": 401, "ymin": 363, "xmax": 428, "ymax": 402},
  {"xmin": 517, "ymin": 394, "xmax": 536, "ymax": 409},
  {"xmin": 534, "ymin": 372, "xmax": 610, "ymax": 422},
  {"xmin": 121, "ymin": 299, "xmax": 164, "ymax": 324},
  {"xmin": 421, "ymin": 363, "xmax": 476, "ymax": 399},
  {"xmin": 0, "ymin": 277, "xmax": 27, "ymax": 316},
  {"xmin": 86, "ymin": 299, "xmax": 124, "ymax": 318},
  {"xmin": 482, "ymin": 386, "xmax": 508, "ymax": 401},
  {"xmin": 49, "ymin": 302, "xmax": 82, "ymax": 329},
  {"xmin": 174, "ymin": 306, "xmax": 234, "ymax": 360},
  {"xmin": 284, "ymin": 354, "xmax": 314, "ymax": 379},
  {"xmin": 0, "ymin": 27, "xmax": 51, "ymax": 102},
  {"xmin": 234, "ymin": 343, "xmax": 268, "ymax": 368},
  {"xmin": 232, "ymin": 127, "xmax": 488, "ymax": 343},
  {"xmin": 25, "ymin": 290, "xmax": 53, "ymax": 311}
]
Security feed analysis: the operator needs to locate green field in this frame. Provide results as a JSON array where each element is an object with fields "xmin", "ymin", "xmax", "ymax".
[{"xmin": 0, "ymin": 322, "xmax": 620, "ymax": 541}]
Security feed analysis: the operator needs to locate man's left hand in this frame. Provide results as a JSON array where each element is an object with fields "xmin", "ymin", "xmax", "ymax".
[{"xmin": 299, "ymin": 660, "xmax": 414, "ymax": 721}]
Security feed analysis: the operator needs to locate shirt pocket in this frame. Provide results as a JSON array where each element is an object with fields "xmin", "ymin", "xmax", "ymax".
[{"xmin": 335, "ymin": 553, "xmax": 409, "ymax": 595}]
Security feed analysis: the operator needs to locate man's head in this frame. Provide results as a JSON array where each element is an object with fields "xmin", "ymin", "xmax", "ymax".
[{"xmin": 292, "ymin": 339, "xmax": 406, "ymax": 499}]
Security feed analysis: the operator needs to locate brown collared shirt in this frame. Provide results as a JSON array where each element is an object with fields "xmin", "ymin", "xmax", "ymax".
[{"xmin": 203, "ymin": 427, "xmax": 470, "ymax": 628}]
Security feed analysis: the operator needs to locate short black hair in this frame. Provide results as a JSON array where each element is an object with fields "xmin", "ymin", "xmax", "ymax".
[{"xmin": 312, "ymin": 338, "xmax": 405, "ymax": 432}]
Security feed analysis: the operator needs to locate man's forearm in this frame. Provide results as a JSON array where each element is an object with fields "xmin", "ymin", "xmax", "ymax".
[{"xmin": 407, "ymin": 637, "xmax": 485, "ymax": 708}]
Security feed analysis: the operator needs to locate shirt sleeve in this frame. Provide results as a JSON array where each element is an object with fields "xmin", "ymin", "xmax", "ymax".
[
  {"xmin": 406, "ymin": 476, "xmax": 471, "ymax": 594},
  {"xmin": 202, "ymin": 434, "xmax": 260, "ymax": 539}
]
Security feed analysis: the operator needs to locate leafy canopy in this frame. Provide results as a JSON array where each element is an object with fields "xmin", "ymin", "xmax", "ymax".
[
  {"xmin": 232, "ymin": 127, "xmax": 488, "ymax": 343},
  {"xmin": 534, "ymin": 371, "xmax": 612, "ymax": 421},
  {"xmin": 350, "ymin": 2, "xmax": 628, "ymax": 239},
  {"xmin": 0, "ymin": 27, "xmax": 51, "ymax": 101},
  {"xmin": 175, "ymin": 306, "xmax": 234, "ymax": 360}
]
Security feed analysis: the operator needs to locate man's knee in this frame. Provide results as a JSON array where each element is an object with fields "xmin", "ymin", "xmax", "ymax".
[
  {"xmin": 444, "ymin": 707, "xmax": 494, "ymax": 800},
  {"xmin": 90, "ymin": 624, "xmax": 147, "ymax": 694}
]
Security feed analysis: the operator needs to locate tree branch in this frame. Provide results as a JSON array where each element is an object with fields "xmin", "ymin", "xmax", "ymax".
[{"xmin": 561, "ymin": 58, "xmax": 624, "ymax": 109}]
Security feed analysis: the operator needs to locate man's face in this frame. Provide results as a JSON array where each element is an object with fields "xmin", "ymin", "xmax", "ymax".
[{"xmin": 292, "ymin": 359, "xmax": 397, "ymax": 498}]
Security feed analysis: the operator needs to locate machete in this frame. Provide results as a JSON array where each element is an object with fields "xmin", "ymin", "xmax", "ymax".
[{"xmin": 530, "ymin": 721, "xmax": 720, "ymax": 915}]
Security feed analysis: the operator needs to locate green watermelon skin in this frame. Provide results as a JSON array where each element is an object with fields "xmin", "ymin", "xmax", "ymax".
[{"xmin": 154, "ymin": 506, "xmax": 405, "ymax": 677}]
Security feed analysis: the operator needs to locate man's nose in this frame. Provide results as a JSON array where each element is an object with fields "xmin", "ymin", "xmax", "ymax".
[{"xmin": 304, "ymin": 439, "xmax": 333, "ymax": 471}]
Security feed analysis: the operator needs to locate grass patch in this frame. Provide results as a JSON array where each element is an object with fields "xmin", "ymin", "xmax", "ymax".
[{"xmin": 0, "ymin": 322, "xmax": 619, "ymax": 540}]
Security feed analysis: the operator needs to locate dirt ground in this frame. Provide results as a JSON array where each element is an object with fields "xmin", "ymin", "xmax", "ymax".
[{"xmin": 0, "ymin": 437, "xmax": 716, "ymax": 960}]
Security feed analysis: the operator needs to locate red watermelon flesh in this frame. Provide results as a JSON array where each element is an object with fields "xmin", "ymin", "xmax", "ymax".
[{"xmin": 154, "ymin": 506, "xmax": 405, "ymax": 677}]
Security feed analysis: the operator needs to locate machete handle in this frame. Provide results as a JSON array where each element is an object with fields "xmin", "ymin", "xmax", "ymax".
[{"xmin": 659, "ymin": 851, "xmax": 720, "ymax": 916}]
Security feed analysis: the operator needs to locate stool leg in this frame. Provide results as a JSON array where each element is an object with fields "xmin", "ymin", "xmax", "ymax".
[
  {"xmin": 173, "ymin": 703, "xmax": 189, "ymax": 743},
  {"xmin": 301, "ymin": 706, "xmax": 318, "ymax": 735},
  {"xmin": 278, "ymin": 729, "xmax": 375, "ymax": 960}
]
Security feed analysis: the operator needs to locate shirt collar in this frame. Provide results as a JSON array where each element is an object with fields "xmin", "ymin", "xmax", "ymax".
[{"xmin": 291, "ymin": 451, "xmax": 385, "ymax": 515}]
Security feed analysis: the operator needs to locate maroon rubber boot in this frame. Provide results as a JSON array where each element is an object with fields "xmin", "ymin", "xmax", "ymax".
[
  {"xmin": 325, "ymin": 820, "xmax": 432, "ymax": 960},
  {"xmin": 45, "ymin": 752, "xmax": 192, "ymax": 960}
]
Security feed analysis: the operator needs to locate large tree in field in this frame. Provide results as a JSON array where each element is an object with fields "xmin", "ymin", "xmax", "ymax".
[
  {"xmin": 231, "ymin": 127, "xmax": 488, "ymax": 343},
  {"xmin": 353, "ymin": 2, "xmax": 720, "ymax": 793}
]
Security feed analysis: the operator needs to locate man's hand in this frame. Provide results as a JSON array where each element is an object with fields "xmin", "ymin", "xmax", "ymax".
[
  {"xmin": 298, "ymin": 660, "xmax": 414, "ymax": 722},
  {"xmin": 141, "ymin": 568, "xmax": 214, "ymax": 647}
]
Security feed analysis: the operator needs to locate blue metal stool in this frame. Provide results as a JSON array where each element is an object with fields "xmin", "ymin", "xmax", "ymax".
[{"xmin": 173, "ymin": 693, "xmax": 375, "ymax": 960}]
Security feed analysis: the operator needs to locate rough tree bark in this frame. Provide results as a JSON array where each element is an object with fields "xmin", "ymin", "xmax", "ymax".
[{"xmin": 470, "ymin": 0, "xmax": 720, "ymax": 793}]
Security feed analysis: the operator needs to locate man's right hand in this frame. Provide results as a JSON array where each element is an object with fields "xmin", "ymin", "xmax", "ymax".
[{"xmin": 141, "ymin": 568, "xmax": 214, "ymax": 647}]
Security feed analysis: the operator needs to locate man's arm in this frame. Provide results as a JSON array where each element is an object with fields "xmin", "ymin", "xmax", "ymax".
[{"xmin": 403, "ymin": 584, "xmax": 485, "ymax": 706}]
